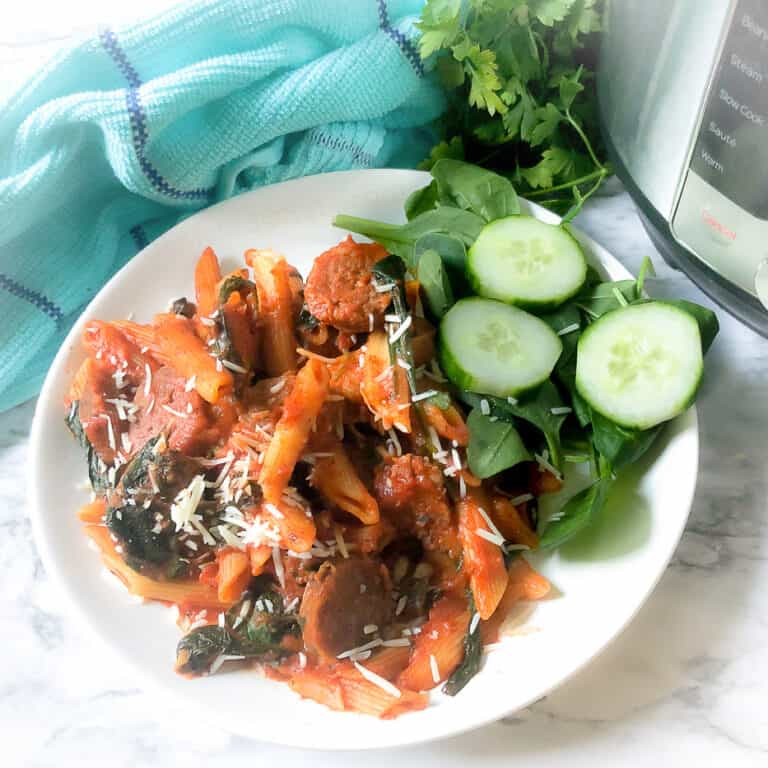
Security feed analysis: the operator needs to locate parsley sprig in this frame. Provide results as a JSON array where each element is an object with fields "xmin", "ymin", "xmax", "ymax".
[{"xmin": 417, "ymin": 0, "xmax": 609, "ymax": 220}]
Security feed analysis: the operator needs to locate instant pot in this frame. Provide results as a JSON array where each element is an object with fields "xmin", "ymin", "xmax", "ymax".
[{"xmin": 599, "ymin": 0, "xmax": 768, "ymax": 335}]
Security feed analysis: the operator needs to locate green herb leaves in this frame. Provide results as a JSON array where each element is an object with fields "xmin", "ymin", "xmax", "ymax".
[{"xmin": 417, "ymin": 0, "xmax": 607, "ymax": 217}]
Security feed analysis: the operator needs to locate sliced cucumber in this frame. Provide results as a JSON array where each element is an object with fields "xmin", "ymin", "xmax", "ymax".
[
  {"xmin": 575, "ymin": 302, "xmax": 703, "ymax": 430},
  {"xmin": 439, "ymin": 298, "xmax": 563, "ymax": 397},
  {"xmin": 467, "ymin": 216, "xmax": 587, "ymax": 310}
]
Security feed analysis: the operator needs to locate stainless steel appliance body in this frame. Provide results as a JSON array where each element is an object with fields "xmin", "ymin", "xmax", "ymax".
[{"xmin": 599, "ymin": 0, "xmax": 768, "ymax": 334}]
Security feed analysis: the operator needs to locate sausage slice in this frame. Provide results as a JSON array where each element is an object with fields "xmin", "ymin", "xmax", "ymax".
[
  {"xmin": 300, "ymin": 557, "xmax": 393, "ymax": 661},
  {"xmin": 304, "ymin": 236, "xmax": 390, "ymax": 333}
]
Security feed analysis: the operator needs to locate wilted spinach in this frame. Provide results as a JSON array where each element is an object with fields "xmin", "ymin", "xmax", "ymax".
[
  {"xmin": 443, "ymin": 595, "xmax": 482, "ymax": 696},
  {"xmin": 175, "ymin": 585, "xmax": 299, "ymax": 676},
  {"xmin": 65, "ymin": 400, "xmax": 110, "ymax": 494}
]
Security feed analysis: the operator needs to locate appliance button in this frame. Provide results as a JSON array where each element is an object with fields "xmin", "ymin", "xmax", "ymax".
[{"xmin": 756, "ymin": 259, "xmax": 768, "ymax": 311}]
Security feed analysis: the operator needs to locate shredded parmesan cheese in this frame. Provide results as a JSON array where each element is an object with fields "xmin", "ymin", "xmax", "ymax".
[
  {"xmin": 353, "ymin": 661, "xmax": 401, "ymax": 698},
  {"xmin": 272, "ymin": 546, "xmax": 285, "ymax": 589},
  {"xmin": 429, "ymin": 654, "xmax": 440, "ymax": 684},
  {"xmin": 388, "ymin": 315, "xmax": 412, "ymax": 344}
]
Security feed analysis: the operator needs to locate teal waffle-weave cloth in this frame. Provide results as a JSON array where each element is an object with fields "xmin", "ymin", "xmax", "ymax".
[{"xmin": 0, "ymin": 0, "xmax": 444, "ymax": 411}]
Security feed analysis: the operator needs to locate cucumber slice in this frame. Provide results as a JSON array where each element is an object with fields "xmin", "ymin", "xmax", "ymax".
[
  {"xmin": 468, "ymin": 216, "xmax": 587, "ymax": 310},
  {"xmin": 439, "ymin": 298, "xmax": 563, "ymax": 397},
  {"xmin": 575, "ymin": 302, "xmax": 703, "ymax": 430}
]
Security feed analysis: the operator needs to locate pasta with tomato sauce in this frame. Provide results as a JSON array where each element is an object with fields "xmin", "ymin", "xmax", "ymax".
[{"xmin": 65, "ymin": 238, "xmax": 552, "ymax": 718}]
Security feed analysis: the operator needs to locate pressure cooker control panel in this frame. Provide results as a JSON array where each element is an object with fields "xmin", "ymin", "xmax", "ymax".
[{"xmin": 672, "ymin": 0, "xmax": 768, "ymax": 302}]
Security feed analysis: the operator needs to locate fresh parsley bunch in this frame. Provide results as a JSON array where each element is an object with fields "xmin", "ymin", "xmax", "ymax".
[{"xmin": 417, "ymin": 0, "xmax": 609, "ymax": 221}]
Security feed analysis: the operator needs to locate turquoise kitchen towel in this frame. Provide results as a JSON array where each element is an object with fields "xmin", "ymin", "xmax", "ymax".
[{"xmin": 0, "ymin": 0, "xmax": 444, "ymax": 412}]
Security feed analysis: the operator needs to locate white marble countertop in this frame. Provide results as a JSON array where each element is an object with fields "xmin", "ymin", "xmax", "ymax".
[{"xmin": 2, "ymin": 186, "xmax": 767, "ymax": 765}]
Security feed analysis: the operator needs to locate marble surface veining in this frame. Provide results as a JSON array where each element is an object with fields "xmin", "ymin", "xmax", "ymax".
[{"xmin": 1, "ymin": 188, "xmax": 767, "ymax": 767}]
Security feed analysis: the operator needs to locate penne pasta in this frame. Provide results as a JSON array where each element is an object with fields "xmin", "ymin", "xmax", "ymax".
[
  {"xmin": 247, "ymin": 249, "xmax": 298, "ymax": 376},
  {"xmin": 360, "ymin": 330, "xmax": 411, "ymax": 432},
  {"xmin": 216, "ymin": 548, "xmax": 251, "ymax": 603},
  {"xmin": 481, "ymin": 557, "xmax": 551, "ymax": 644},
  {"xmin": 311, "ymin": 443, "xmax": 380, "ymax": 525},
  {"xmin": 423, "ymin": 401, "xmax": 469, "ymax": 446},
  {"xmin": 259, "ymin": 357, "xmax": 329, "ymax": 505},
  {"xmin": 397, "ymin": 595, "xmax": 470, "ymax": 692},
  {"xmin": 491, "ymin": 497, "xmax": 539, "ymax": 549},
  {"xmin": 63, "ymin": 231, "xmax": 558, "ymax": 717},
  {"xmin": 77, "ymin": 499, "xmax": 106, "ymax": 524},
  {"xmin": 154, "ymin": 313, "xmax": 233, "ymax": 403},
  {"xmin": 83, "ymin": 525, "xmax": 231, "ymax": 609},
  {"xmin": 458, "ymin": 493, "xmax": 508, "ymax": 620},
  {"xmin": 194, "ymin": 246, "xmax": 222, "ymax": 320},
  {"xmin": 364, "ymin": 644, "xmax": 412, "ymax": 682}
]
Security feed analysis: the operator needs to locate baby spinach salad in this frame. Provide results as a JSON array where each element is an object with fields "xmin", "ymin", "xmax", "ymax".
[{"xmin": 334, "ymin": 160, "xmax": 718, "ymax": 550}]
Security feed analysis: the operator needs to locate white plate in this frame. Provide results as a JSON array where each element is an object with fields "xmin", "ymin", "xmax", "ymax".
[{"xmin": 29, "ymin": 170, "xmax": 698, "ymax": 750}]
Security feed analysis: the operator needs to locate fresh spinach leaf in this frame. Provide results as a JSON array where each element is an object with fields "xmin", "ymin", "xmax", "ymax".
[
  {"xmin": 540, "ymin": 303, "xmax": 581, "ymax": 390},
  {"xmin": 539, "ymin": 475, "xmax": 614, "ymax": 549},
  {"xmin": 414, "ymin": 232, "xmax": 470, "ymax": 298},
  {"xmin": 635, "ymin": 256, "xmax": 655, "ymax": 297},
  {"xmin": 443, "ymin": 596, "xmax": 483, "ymax": 696},
  {"xmin": 571, "ymin": 389, "xmax": 592, "ymax": 428},
  {"xmin": 417, "ymin": 248, "xmax": 454, "ymax": 318},
  {"xmin": 405, "ymin": 180, "xmax": 438, "ymax": 220},
  {"xmin": 575, "ymin": 279, "xmax": 637, "ymax": 320},
  {"xmin": 461, "ymin": 380, "xmax": 568, "ymax": 469},
  {"xmin": 466, "ymin": 408, "xmax": 531, "ymax": 478},
  {"xmin": 431, "ymin": 159, "xmax": 519, "ymax": 222},
  {"xmin": 333, "ymin": 207, "xmax": 485, "ymax": 269},
  {"xmin": 590, "ymin": 411, "xmax": 663, "ymax": 473}
]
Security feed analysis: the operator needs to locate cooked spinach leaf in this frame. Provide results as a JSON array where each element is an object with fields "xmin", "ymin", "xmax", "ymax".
[
  {"xmin": 65, "ymin": 400, "xmax": 110, "ymax": 494},
  {"xmin": 175, "ymin": 626, "xmax": 233, "ymax": 675},
  {"xmin": 171, "ymin": 297, "xmax": 196, "ymax": 318},
  {"xmin": 176, "ymin": 585, "xmax": 299, "ymax": 676},
  {"xmin": 218, "ymin": 274, "xmax": 254, "ymax": 305},
  {"xmin": 443, "ymin": 609, "xmax": 483, "ymax": 696},
  {"xmin": 466, "ymin": 408, "xmax": 530, "ymax": 479}
]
